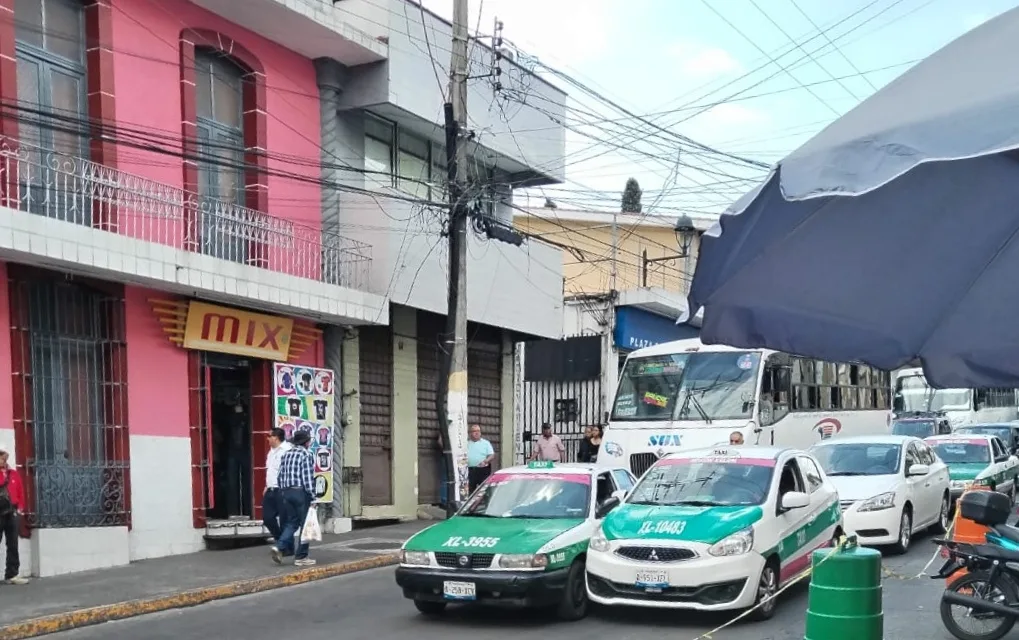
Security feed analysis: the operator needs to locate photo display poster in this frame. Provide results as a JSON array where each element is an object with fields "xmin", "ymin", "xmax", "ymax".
[{"xmin": 273, "ymin": 363, "xmax": 336, "ymax": 503}]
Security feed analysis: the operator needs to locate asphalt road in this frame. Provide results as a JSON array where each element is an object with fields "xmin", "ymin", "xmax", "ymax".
[{"xmin": 51, "ymin": 529, "xmax": 960, "ymax": 640}]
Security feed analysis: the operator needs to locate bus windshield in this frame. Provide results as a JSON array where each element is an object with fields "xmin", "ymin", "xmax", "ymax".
[
  {"xmin": 611, "ymin": 351, "xmax": 761, "ymax": 423},
  {"xmin": 895, "ymin": 375, "xmax": 970, "ymax": 412}
]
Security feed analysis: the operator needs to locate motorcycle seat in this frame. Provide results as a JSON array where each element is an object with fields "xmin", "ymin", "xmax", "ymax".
[
  {"xmin": 992, "ymin": 524, "xmax": 1019, "ymax": 545},
  {"xmin": 969, "ymin": 542, "xmax": 1019, "ymax": 563}
]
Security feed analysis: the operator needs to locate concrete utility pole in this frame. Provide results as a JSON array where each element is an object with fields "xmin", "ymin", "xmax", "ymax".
[{"xmin": 439, "ymin": 0, "xmax": 471, "ymax": 516}]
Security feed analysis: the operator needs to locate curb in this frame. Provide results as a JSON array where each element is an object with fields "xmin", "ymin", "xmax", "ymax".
[{"xmin": 0, "ymin": 553, "xmax": 399, "ymax": 640}]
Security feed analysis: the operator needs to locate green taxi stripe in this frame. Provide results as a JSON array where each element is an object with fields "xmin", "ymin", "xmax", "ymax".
[{"xmin": 764, "ymin": 500, "xmax": 841, "ymax": 563}]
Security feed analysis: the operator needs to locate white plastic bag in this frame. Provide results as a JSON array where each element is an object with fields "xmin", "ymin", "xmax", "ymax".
[{"xmin": 300, "ymin": 505, "xmax": 322, "ymax": 543}]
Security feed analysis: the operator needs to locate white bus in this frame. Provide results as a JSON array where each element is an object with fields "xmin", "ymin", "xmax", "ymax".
[
  {"xmin": 597, "ymin": 338, "xmax": 892, "ymax": 478},
  {"xmin": 892, "ymin": 367, "xmax": 1018, "ymax": 428}
]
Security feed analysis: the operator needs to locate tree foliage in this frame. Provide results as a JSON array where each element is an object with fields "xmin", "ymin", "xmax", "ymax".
[{"xmin": 621, "ymin": 177, "xmax": 642, "ymax": 213}]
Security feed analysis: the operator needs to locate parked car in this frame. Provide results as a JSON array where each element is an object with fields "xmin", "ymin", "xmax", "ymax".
[{"xmin": 811, "ymin": 435, "xmax": 950, "ymax": 554}]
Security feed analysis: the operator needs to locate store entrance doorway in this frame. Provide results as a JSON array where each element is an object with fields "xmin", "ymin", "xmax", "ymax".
[{"xmin": 202, "ymin": 353, "xmax": 253, "ymax": 520}]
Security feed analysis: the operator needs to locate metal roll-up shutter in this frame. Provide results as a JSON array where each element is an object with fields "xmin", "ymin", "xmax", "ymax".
[
  {"xmin": 359, "ymin": 326, "xmax": 393, "ymax": 506},
  {"xmin": 468, "ymin": 325, "xmax": 503, "ymax": 464},
  {"xmin": 417, "ymin": 313, "xmax": 445, "ymax": 505}
]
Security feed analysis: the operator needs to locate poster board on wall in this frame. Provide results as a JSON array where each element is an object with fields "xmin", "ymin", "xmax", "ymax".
[{"xmin": 273, "ymin": 363, "xmax": 335, "ymax": 504}]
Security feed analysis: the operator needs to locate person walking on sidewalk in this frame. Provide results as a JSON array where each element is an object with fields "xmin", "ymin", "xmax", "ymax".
[
  {"xmin": 271, "ymin": 430, "xmax": 316, "ymax": 566},
  {"xmin": 0, "ymin": 443, "xmax": 28, "ymax": 585},
  {"xmin": 262, "ymin": 427, "xmax": 291, "ymax": 541}
]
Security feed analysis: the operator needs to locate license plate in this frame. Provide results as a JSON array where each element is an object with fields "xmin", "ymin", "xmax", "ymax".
[
  {"xmin": 443, "ymin": 581, "xmax": 476, "ymax": 600},
  {"xmin": 635, "ymin": 570, "xmax": 669, "ymax": 588}
]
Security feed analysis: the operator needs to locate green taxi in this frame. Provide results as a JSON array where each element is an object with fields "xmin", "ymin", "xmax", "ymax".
[
  {"xmin": 394, "ymin": 461, "xmax": 635, "ymax": 620},
  {"xmin": 925, "ymin": 434, "xmax": 1019, "ymax": 501}
]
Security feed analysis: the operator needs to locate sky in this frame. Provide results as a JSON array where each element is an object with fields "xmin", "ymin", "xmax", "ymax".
[{"xmin": 420, "ymin": 0, "xmax": 1019, "ymax": 218}]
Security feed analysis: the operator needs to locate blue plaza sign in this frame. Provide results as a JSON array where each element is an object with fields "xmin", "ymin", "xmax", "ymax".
[{"xmin": 613, "ymin": 306, "xmax": 698, "ymax": 351}]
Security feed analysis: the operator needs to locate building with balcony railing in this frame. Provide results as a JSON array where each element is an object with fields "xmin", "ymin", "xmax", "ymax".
[{"xmin": 0, "ymin": 0, "xmax": 566, "ymax": 577}]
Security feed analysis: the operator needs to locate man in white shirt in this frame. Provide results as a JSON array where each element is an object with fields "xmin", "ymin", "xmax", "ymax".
[{"xmin": 263, "ymin": 428, "xmax": 291, "ymax": 541}]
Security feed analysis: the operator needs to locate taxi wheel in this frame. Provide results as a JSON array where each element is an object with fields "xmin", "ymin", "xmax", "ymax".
[
  {"xmin": 413, "ymin": 600, "xmax": 447, "ymax": 616},
  {"xmin": 749, "ymin": 560, "xmax": 779, "ymax": 621},
  {"xmin": 891, "ymin": 507, "xmax": 912, "ymax": 555},
  {"xmin": 556, "ymin": 560, "xmax": 589, "ymax": 621}
]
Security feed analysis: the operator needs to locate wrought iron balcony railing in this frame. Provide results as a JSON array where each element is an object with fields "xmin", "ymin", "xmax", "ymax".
[{"xmin": 0, "ymin": 139, "xmax": 371, "ymax": 290}]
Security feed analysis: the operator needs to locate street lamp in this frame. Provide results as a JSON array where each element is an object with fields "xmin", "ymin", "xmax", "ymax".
[{"xmin": 642, "ymin": 214, "xmax": 697, "ymax": 287}]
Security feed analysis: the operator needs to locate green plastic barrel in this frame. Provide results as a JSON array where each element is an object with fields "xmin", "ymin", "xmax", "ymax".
[{"xmin": 804, "ymin": 545, "xmax": 883, "ymax": 640}]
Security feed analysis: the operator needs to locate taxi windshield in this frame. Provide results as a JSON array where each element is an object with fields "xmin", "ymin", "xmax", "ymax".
[
  {"xmin": 459, "ymin": 472, "xmax": 590, "ymax": 519},
  {"xmin": 811, "ymin": 443, "xmax": 901, "ymax": 476},
  {"xmin": 891, "ymin": 420, "xmax": 936, "ymax": 438},
  {"xmin": 929, "ymin": 441, "xmax": 991, "ymax": 465},
  {"xmin": 627, "ymin": 457, "xmax": 774, "ymax": 507}
]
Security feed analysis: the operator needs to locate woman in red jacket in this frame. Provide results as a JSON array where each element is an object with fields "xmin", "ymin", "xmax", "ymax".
[{"xmin": 0, "ymin": 443, "xmax": 28, "ymax": 584}]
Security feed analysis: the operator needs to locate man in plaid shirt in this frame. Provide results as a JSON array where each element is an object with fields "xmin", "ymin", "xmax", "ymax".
[{"xmin": 270, "ymin": 430, "xmax": 316, "ymax": 566}]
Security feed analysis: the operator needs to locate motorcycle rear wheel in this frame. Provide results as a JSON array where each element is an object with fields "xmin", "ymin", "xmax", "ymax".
[{"xmin": 941, "ymin": 571, "xmax": 1018, "ymax": 640}]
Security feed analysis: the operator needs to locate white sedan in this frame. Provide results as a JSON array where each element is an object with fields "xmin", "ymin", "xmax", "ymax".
[{"xmin": 809, "ymin": 435, "xmax": 950, "ymax": 554}]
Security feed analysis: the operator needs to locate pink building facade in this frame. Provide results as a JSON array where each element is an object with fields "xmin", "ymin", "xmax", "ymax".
[{"xmin": 0, "ymin": 0, "xmax": 386, "ymax": 576}]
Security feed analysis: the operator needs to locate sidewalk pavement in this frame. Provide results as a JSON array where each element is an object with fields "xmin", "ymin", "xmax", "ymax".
[{"xmin": 0, "ymin": 520, "xmax": 434, "ymax": 639}]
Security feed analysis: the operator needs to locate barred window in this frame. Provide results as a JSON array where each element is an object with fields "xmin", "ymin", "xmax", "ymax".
[
  {"xmin": 791, "ymin": 357, "xmax": 890, "ymax": 412},
  {"xmin": 10, "ymin": 270, "xmax": 129, "ymax": 528}
]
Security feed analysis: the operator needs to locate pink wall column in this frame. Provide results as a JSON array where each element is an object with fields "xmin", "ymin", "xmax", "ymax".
[
  {"xmin": 0, "ymin": 262, "xmax": 12, "ymax": 435},
  {"xmin": 124, "ymin": 286, "xmax": 189, "ymax": 438}
]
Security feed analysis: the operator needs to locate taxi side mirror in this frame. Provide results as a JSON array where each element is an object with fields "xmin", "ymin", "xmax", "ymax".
[
  {"xmin": 596, "ymin": 496, "xmax": 621, "ymax": 519},
  {"xmin": 611, "ymin": 489, "xmax": 629, "ymax": 502},
  {"xmin": 780, "ymin": 491, "xmax": 810, "ymax": 511}
]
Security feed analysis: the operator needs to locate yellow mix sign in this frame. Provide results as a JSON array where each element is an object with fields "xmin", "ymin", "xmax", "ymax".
[{"xmin": 183, "ymin": 301, "xmax": 294, "ymax": 361}]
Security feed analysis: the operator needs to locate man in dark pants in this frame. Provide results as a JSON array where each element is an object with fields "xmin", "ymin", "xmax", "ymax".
[
  {"xmin": 466, "ymin": 424, "xmax": 495, "ymax": 494},
  {"xmin": 0, "ymin": 443, "xmax": 28, "ymax": 584},
  {"xmin": 262, "ymin": 428, "xmax": 291, "ymax": 541},
  {"xmin": 270, "ymin": 430, "xmax": 316, "ymax": 566}
]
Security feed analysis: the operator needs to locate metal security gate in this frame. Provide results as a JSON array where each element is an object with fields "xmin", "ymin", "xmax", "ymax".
[
  {"xmin": 416, "ymin": 313, "xmax": 444, "ymax": 505},
  {"xmin": 8, "ymin": 267, "xmax": 131, "ymax": 530},
  {"xmin": 359, "ymin": 326, "xmax": 393, "ymax": 506},
  {"xmin": 520, "ymin": 336, "xmax": 603, "ymax": 462},
  {"xmin": 468, "ymin": 326, "xmax": 503, "ymax": 462}
]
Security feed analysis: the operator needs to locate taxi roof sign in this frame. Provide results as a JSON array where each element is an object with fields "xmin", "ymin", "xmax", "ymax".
[{"xmin": 527, "ymin": 460, "xmax": 556, "ymax": 469}]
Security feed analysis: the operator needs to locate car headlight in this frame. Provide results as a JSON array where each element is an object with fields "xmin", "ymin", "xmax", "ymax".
[
  {"xmin": 950, "ymin": 480, "xmax": 967, "ymax": 489},
  {"xmin": 401, "ymin": 550, "xmax": 431, "ymax": 566},
  {"xmin": 857, "ymin": 492, "xmax": 896, "ymax": 512},
  {"xmin": 708, "ymin": 527, "xmax": 754, "ymax": 557},
  {"xmin": 498, "ymin": 554, "xmax": 548, "ymax": 569},
  {"xmin": 589, "ymin": 530, "xmax": 611, "ymax": 553}
]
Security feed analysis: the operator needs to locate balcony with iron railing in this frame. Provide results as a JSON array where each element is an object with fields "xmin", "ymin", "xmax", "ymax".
[{"xmin": 0, "ymin": 138, "xmax": 372, "ymax": 293}]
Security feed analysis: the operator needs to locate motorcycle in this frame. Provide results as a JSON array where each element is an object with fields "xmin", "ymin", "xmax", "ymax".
[{"xmin": 935, "ymin": 490, "xmax": 1019, "ymax": 640}]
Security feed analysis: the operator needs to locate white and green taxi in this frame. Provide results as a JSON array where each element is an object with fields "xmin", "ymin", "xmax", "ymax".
[
  {"xmin": 585, "ymin": 446, "xmax": 842, "ymax": 620},
  {"xmin": 924, "ymin": 434, "xmax": 1019, "ymax": 501},
  {"xmin": 395, "ymin": 461, "xmax": 636, "ymax": 621}
]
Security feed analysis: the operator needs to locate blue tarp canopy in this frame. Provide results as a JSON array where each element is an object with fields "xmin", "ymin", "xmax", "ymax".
[{"xmin": 688, "ymin": 8, "xmax": 1019, "ymax": 389}]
